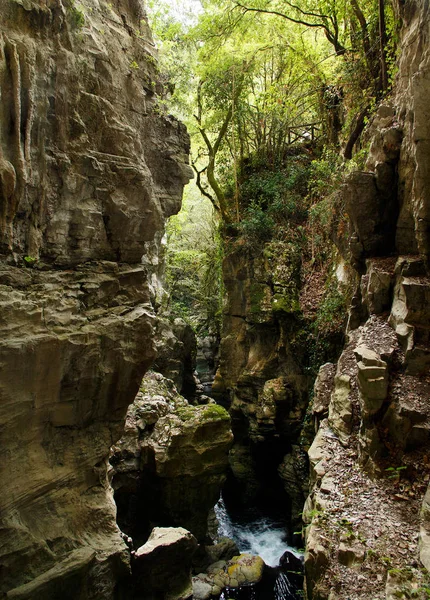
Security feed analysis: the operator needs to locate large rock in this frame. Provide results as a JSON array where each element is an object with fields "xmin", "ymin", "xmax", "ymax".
[
  {"xmin": 0, "ymin": 0, "xmax": 191, "ymax": 596},
  {"xmin": 343, "ymin": 170, "xmax": 397, "ymax": 260},
  {"xmin": 420, "ymin": 485, "xmax": 430, "ymax": 571},
  {"xmin": 111, "ymin": 371, "xmax": 233, "ymax": 543},
  {"xmin": 133, "ymin": 527, "xmax": 198, "ymax": 600},
  {"xmin": 192, "ymin": 553, "xmax": 265, "ymax": 598},
  {"xmin": 213, "ymin": 240, "xmax": 309, "ymax": 510},
  {"xmin": 355, "ymin": 345, "xmax": 388, "ymax": 415}
]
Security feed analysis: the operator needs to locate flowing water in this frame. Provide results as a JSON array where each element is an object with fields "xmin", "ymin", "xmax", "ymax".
[{"xmin": 214, "ymin": 498, "xmax": 304, "ymax": 600}]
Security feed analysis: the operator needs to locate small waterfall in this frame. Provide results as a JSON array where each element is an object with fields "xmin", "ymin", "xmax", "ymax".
[
  {"xmin": 216, "ymin": 498, "xmax": 293, "ymax": 567},
  {"xmin": 214, "ymin": 497, "xmax": 304, "ymax": 599}
]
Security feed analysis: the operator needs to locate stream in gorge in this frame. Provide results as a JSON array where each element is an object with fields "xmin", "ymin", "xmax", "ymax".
[{"xmin": 214, "ymin": 497, "xmax": 304, "ymax": 599}]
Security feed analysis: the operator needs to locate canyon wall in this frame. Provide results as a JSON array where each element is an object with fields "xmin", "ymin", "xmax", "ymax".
[
  {"xmin": 212, "ymin": 238, "xmax": 311, "ymax": 523},
  {"xmin": 304, "ymin": 1, "xmax": 430, "ymax": 597},
  {"xmin": 0, "ymin": 0, "xmax": 191, "ymax": 597}
]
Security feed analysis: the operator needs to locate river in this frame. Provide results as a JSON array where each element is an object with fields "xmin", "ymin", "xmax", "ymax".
[{"xmin": 214, "ymin": 497, "xmax": 304, "ymax": 599}]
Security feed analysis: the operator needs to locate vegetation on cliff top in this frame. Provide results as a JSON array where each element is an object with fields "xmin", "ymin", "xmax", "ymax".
[{"xmin": 151, "ymin": 0, "xmax": 399, "ymax": 364}]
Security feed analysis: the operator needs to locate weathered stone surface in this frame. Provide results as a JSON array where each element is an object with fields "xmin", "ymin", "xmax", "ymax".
[
  {"xmin": 193, "ymin": 553, "xmax": 265, "ymax": 597},
  {"xmin": 328, "ymin": 374, "xmax": 352, "ymax": 441},
  {"xmin": 354, "ymin": 345, "xmax": 388, "ymax": 416},
  {"xmin": 308, "ymin": 423, "xmax": 330, "ymax": 486},
  {"xmin": 337, "ymin": 542, "xmax": 365, "ymax": 567},
  {"xmin": 133, "ymin": 527, "xmax": 197, "ymax": 600},
  {"xmin": 302, "ymin": 3, "xmax": 430, "ymax": 597},
  {"xmin": 344, "ymin": 170, "xmax": 397, "ymax": 260},
  {"xmin": 361, "ymin": 258, "xmax": 395, "ymax": 315},
  {"xmin": 213, "ymin": 238, "xmax": 310, "ymax": 512},
  {"xmin": 394, "ymin": 1, "xmax": 430, "ymax": 258},
  {"xmin": 312, "ymin": 363, "xmax": 336, "ymax": 428},
  {"xmin": 111, "ymin": 371, "xmax": 233, "ymax": 542},
  {"xmin": 0, "ymin": 0, "xmax": 191, "ymax": 596},
  {"xmin": 192, "ymin": 575, "xmax": 213, "ymax": 600},
  {"xmin": 153, "ymin": 317, "xmax": 198, "ymax": 397},
  {"xmin": 390, "ymin": 272, "xmax": 430, "ymax": 375},
  {"xmin": 420, "ymin": 484, "xmax": 430, "ymax": 571},
  {"xmin": 304, "ymin": 522, "xmax": 329, "ymax": 599}
]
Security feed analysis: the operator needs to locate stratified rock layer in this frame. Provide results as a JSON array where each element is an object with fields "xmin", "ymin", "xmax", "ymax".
[
  {"xmin": 303, "ymin": 2, "xmax": 430, "ymax": 598},
  {"xmin": 0, "ymin": 0, "xmax": 191, "ymax": 596}
]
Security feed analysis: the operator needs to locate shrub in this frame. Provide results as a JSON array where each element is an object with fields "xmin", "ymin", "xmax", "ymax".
[{"xmin": 238, "ymin": 200, "xmax": 275, "ymax": 245}]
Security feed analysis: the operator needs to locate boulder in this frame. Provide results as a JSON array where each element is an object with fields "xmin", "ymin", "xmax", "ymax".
[
  {"xmin": 420, "ymin": 485, "xmax": 430, "ymax": 571},
  {"xmin": 304, "ymin": 523, "xmax": 329, "ymax": 599},
  {"xmin": 344, "ymin": 171, "xmax": 397, "ymax": 259},
  {"xmin": 361, "ymin": 259, "xmax": 395, "ymax": 315},
  {"xmin": 132, "ymin": 527, "xmax": 198, "ymax": 600},
  {"xmin": 279, "ymin": 549, "xmax": 304, "ymax": 573},
  {"xmin": 355, "ymin": 346, "xmax": 388, "ymax": 415},
  {"xmin": 194, "ymin": 554, "xmax": 265, "ymax": 595}
]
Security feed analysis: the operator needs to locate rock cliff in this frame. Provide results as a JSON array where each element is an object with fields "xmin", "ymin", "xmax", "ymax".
[
  {"xmin": 303, "ymin": 1, "xmax": 430, "ymax": 597},
  {"xmin": 0, "ymin": 0, "xmax": 191, "ymax": 597},
  {"xmin": 111, "ymin": 370, "xmax": 233, "ymax": 545},
  {"xmin": 212, "ymin": 237, "xmax": 311, "ymax": 525}
]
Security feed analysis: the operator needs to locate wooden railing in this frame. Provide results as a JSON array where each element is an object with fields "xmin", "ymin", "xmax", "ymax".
[{"xmin": 287, "ymin": 122, "xmax": 322, "ymax": 145}]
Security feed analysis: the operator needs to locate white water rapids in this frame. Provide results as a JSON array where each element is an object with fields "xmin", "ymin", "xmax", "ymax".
[
  {"xmin": 215, "ymin": 498, "xmax": 299, "ymax": 568},
  {"xmin": 214, "ymin": 497, "xmax": 304, "ymax": 599}
]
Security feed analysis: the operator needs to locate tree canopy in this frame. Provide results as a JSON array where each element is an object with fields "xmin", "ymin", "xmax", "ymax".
[{"xmin": 149, "ymin": 0, "xmax": 398, "ymax": 224}]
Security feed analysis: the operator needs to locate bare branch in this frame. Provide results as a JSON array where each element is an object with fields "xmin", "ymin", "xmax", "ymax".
[
  {"xmin": 232, "ymin": 1, "xmax": 346, "ymax": 54},
  {"xmin": 192, "ymin": 162, "xmax": 221, "ymax": 211}
]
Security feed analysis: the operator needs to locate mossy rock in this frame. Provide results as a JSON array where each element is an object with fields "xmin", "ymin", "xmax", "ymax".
[{"xmin": 271, "ymin": 292, "xmax": 300, "ymax": 314}]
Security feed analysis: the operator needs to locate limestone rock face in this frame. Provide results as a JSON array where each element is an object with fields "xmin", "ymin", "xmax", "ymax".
[
  {"xmin": 0, "ymin": 0, "xmax": 191, "ymax": 596},
  {"xmin": 213, "ymin": 240, "xmax": 309, "ymax": 509},
  {"xmin": 394, "ymin": 1, "xmax": 430, "ymax": 258},
  {"xmin": 111, "ymin": 371, "xmax": 233, "ymax": 543},
  {"xmin": 153, "ymin": 317, "xmax": 198, "ymax": 397},
  {"xmin": 302, "ymin": 3, "xmax": 430, "ymax": 597}
]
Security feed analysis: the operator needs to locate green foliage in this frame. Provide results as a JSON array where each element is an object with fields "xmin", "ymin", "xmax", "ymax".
[
  {"xmin": 24, "ymin": 255, "xmax": 36, "ymax": 264},
  {"xmin": 385, "ymin": 465, "xmax": 407, "ymax": 483},
  {"xmin": 314, "ymin": 285, "xmax": 348, "ymax": 337},
  {"xmin": 23, "ymin": 255, "xmax": 37, "ymax": 268},
  {"xmin": 238, "ymin": 200, "xmax": 275, "ymax": 245},
  {"xmin": 306, "ymin": 280, "xmax": 350, "ymax": 376},
  {"xmin": 307, "ymin": 148, "xmax": 342, "ymax": 201},
  {"xmin": 68, "ymin": 1, "xmax": 85, "ymax": 28},
  {"xmin": 237, "ymin": 153, "xmax": 311, "ymax": 246},
  {"xmin": 165, "ymin": 184, "xmax": 223, "ymax": 336}
]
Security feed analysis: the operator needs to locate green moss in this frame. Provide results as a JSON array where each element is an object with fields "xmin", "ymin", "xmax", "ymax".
[
  {"xmin": 202, "ymin": 403, "xmax": 230, "ymax": 422},
  {"xmin": 271, "ymin": 292, "xmax": 300, "ymax": 314},
  {"xmin": 175, "ymin": 402, "xmax": 229, "ymax": 423},
  {"xmin": 249, "ymin": 282, "xmax": 267, "ymax": 315},
  {"xmin": 176, "ymin": 405, "xmax": 196, "ymax": 422}
]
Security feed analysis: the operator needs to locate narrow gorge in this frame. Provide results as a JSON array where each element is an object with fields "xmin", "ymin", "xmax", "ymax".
[{"xmin": 1, "ymin": 0, "xmax": 430, "ymax": 599}]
